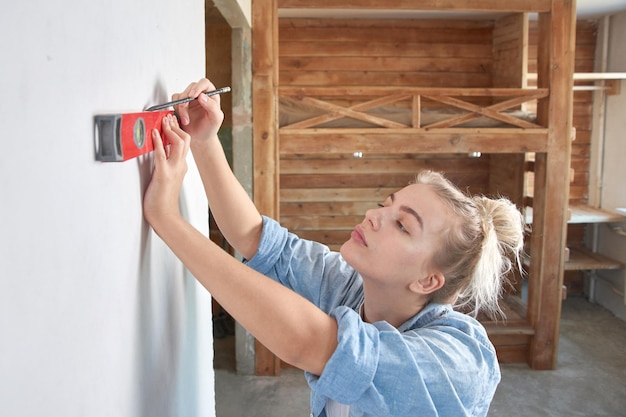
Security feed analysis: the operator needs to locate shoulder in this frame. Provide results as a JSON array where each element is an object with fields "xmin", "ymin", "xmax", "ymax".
[
  {"xmin": 403, "ymin": 304, "xmax": 496, "ymax": 359},
  {"xmin": 312, "ymin": 306, "xmax": 500, "ymax": 416}
]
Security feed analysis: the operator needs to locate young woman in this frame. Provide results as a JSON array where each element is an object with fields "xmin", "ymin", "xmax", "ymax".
[{"xmin": 143, "ymin": 78, "xmax": 525, "ymax": 417}]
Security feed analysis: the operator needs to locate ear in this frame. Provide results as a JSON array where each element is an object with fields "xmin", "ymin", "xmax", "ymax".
[{"xmin": 409, "ymin": 271, "xmax": 445, "ymax": 295}]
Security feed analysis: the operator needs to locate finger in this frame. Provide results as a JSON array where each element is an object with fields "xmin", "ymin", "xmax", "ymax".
[
  {"xmin": 172, "ymin": 82, "xmax": 199, "ymax": 125},
  {"xmin": 167, "ymin": 115, "xmax": 191, "ymax": 159},
  {"xmin": 188, "ymin": 78, "xmax": 216, "ymax": 98},
  {"xmin": 175, "ymin": 78, "xmax": 215, "ymax": 125},
  {"xmin": 172, "ymin": 83, "xmax": 194, "ymax": 126},
  {"xmin": 162, "ymin": 115, "xmax": 189, "ymax": 160},
  {"xmin": 171, "ymin": 118, "xmax": 191, "ymax": 158},
  {"xmin": 197, "ymin": 88, "xmax": 222, "ymax": 113},
  {"xmin": 161, "ymin": 114, "xmax": 180, "ymax": 144},
  {"xmin": 172, "ymin": 80, "xmax": 201, "ymax": 101},
  {"xmin": 151, "ymin": 127, "xmax": 167, "ymax": 164}
]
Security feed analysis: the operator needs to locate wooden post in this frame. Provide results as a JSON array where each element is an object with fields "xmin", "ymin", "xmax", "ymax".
[
  {"xmin": 488, "ymin": 13, "xmax": 528, "ymax": 209},
  {"xmin": 527, "ymin": 0, "xmax": 576, "ymax": 370},
  {"xmin": 252, "ymin": 0, "xmax": 282, "ymax": 376}
]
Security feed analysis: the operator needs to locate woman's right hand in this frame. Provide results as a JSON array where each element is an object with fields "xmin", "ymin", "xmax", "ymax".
[{"xmin": 172, "ymin": 78, "xmax": 225, "ymax": 143}]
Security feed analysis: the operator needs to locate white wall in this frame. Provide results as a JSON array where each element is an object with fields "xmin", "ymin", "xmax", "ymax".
[
  {"xmin": 0, "ymin": 1, "xmax": 215, "ymax": 416},
  {"xmin": 593, "ymin": 11, "xmax": 626, "ymax": 321}
]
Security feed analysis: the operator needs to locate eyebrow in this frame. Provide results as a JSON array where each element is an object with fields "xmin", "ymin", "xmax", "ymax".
[{"xmin": 389, "ymin": 193, "xmax": 423, "ymax": 229}]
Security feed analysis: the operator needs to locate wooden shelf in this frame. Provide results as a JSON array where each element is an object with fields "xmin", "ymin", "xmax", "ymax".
[
  {"xmin": 528, "ymin": 72, "xmax": 625, "ymax": 94},
  {"xmin": 528, "ymin": 72, "xmax": 626, "ymax": 81},
  {"xmin": 524, "ymin": 205, "xmax": 626, "ymax": 272},
  {"xmin": 565, "ymin": 245, "xmax": 625, "ymax": 271},
  {"xmin": 480, "ymin": 296, "xmax": 534, "ymax": 363},
  {"xmin": 567, "ymin": 204, "xmax": 626, "ymax": 224},
  {"xmin": 524, "ymin": 204, "xmax": 626, "ymax": 225}
]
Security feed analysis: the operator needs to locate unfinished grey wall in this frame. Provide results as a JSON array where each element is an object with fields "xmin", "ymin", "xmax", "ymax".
[
  {"xmin": 0, "ymin": 1, "xmax": 215, "ymax": 416},
  {"xmin": 592, "ymin": 11, "xmax": 626, "ymax": 321}
]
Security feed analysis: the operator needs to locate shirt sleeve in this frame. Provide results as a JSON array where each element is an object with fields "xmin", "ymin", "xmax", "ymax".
[
  {"xmin": 307, "ymin": 306, "xmax": 501, "ymax": 417},
  {"xmin": 244, "ymin": 216, "xmax": 363, "ymax": 313}
]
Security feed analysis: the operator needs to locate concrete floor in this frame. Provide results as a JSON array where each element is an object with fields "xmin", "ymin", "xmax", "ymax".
[{"xmin": 214, "ymin": 296, "xmax": 626, "ymax": 417}]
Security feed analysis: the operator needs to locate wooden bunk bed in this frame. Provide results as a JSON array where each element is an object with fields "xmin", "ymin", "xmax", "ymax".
[{"xmin": 252, "ymin": 0, "xmax": 576, "ymax": 374}]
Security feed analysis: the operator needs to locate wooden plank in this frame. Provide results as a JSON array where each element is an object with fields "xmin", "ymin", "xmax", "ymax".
[
  {"xmin": 281, "ymin": 187, "xmax": 397, "ymax": 202},
  {"xmin": 489, "ymin": 154, "xmax": 526, "ymax": 208},
  {"xmin": 568, "ymin": 185, "xmax": 588, "ymax": 202},
  {"xmin": 528, "ymin": 72, "xmax": 626, "ymax": 81},
  {"xmin": 280, "ymin": 173, "xmax": 490, "ymax": 191},
  {"xmin": 483, "ymin": 293, "xmax": 533, "ymax": 363},
  {"xmin": 279, "ymin": 41, "xmax": 493, "ymax": 58},
  {"xmin": 566, "ymin": 224, "xmax": 586, "ymax": 243},
  {"xmin": 279, "ymin": 18, "xmax": 495, "ymax": 30},
  {"xmin": 490, "ymin": 15, "xmax": 527, "ymax": 211},
  {"xmin": 279, "ymin": 86, "xmax": 548, "ymax": 97},
  {"xmin": 278, "ymin": 0, "xmax": 552, "ymax": 13},
  {"xmin": 281, "ymin": 201, "xmax": 375, "ymax": 216},
  {"xmin": 527, "ymin": 0, "xmax": 576, "ymax": 371},
  {"xmin": 421, "ymin": 94, "xmax": 542, "ymax": 129},
  {"xmin": 281, "ymin": 173, "xmax": 422, "ymax": 188},
  {"xmin": 282, "ymin": 95, "xmax": 411, "ymax": 129},
  {"xmin": 564, "ymin": 246, "xmax": 625, "ymax": 271},
  {"xmin": 279, "ymin": 26, "xmax": 492, "ymax": 44},
  {"xmin": 485, "ymin": 325, "xmax": 535, "ymax": 336},
  {"xmin": 280, "ymin": 129, "xmax": 549, "ymax": 154},
  {"xmin": 568, "ymin": 204, "xmax": 626, "ymax": 224},
  {"xmin": 287, "ymin": 229, "xmax": 351, "ymax": 242},
  {"xmin": 279, "ymin": 56, "xmax": 491, "ymax": 73},
  {"xmin": 281, "ymin": 215, "xmax": 363, "ymax": 230},
  {"xmin": 280, "ymin": 157, "xmax": 489, "ymax": 175},
  {"xmin": 571, "ymin": 143, "xmax": 590, "ymax": 158},
  {"xmin": 279, "ymin": 70, "xmax": 492, "ymax": 87},
  {"xmin": 252, "ymin": 0, "xmax": 281, "ymax": 377},
  {"xmin": 491, "ymin": 337, "xmax": 531, "ymax": 363},
  {"xmin": 493, "ymin": 13, "xmax": 527, "ymax": 90},
  {"xmin": 522, "ymin": 204, "xmax": 625, "ymax": 225},
  {"xmin": 281, "ymin": 173, "xmax": 491, "ymax": 195}
]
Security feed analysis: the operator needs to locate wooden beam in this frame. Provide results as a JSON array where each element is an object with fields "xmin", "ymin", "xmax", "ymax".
[
  {"xmin": 280, "ymin": 129, "xmax": 549, "ymax": 154},
  {"xmin": 252, "ymin": 0, "xmax": 282, "ymax": 376},
  {"xmin": 531, "ymin": 72, "xmax": 625, "ymax": 95},
  {"xmin": 279, "ymin": 86, "xmax": 548, "ymax": 97},
  {"xmin": 278, "ymin": 0, "xmax": 551, "ymax": 13},
  {"xmin": 526, "ymin": 0, "xmax": 576, "ymax": 371},
  {"xmin": 528, "ymin": 72, "xmax": 626, "ymax": 81}
]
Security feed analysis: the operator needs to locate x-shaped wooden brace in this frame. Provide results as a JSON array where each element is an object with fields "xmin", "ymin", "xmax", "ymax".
[
  {"xmin": 421, "ymin": 91, "xmax": 547, "ymax": 129},
  {"xmin": 281, "ymin": 94, "xmax": 412, "ymax": 129}
]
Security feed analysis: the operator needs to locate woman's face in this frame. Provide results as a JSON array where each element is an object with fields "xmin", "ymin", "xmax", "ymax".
[{"xmin": 340, "ymin": 183, "xmax": 453, "ymax": 290}]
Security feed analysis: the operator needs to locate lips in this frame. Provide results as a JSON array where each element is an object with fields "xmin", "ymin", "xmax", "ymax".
[{"xmin": 351, "ymin": 225, "xmax": 367, "ymax": 246}]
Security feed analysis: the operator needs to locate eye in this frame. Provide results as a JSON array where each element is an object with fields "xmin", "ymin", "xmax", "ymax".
[{"xmin": 397, "ymin": 221, "xmax": 409, "ymax": 233}]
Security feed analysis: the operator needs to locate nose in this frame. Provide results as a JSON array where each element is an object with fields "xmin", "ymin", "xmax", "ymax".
[{"xmin": 364, "ymin": 206, "xmax": 383, "ymax": 231}]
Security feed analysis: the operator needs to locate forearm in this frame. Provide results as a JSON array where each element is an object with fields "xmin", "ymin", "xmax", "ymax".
[
  {"xmin": 150, "ymin": 214, "xmax": 337, "ymax": 375},
  {"xmin": 190, "ymin": 138, "xmax": 263, "ymax": 260},
  {"xmin": 141, "ymin": 108, "xmax": 336, "ymax": 372}
]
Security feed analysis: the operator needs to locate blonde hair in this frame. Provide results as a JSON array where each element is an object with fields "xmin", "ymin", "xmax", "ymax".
[{"xmin": 414, "ymin": 171, "xmax": 525, "ymax": 319}]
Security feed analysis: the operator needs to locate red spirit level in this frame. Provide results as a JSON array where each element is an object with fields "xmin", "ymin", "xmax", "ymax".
[{"xmin": 94, "ymin": 110, "xmax": 173, "ymax": 162}]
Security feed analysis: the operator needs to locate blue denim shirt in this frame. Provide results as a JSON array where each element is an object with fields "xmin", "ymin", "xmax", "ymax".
[{"xmin": 245, "ymin": 216, "xmax": 500, "ymax": 417}]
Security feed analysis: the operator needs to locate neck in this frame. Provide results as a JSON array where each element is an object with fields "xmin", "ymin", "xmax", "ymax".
[{"xmin": 361, "ymin": 284, "xmax": 429, "ymax": 328}]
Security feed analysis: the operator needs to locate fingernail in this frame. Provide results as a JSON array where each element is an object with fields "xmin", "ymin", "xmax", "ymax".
[
  {"xmin": 199, "ymin": 94, "xmax": 208, "ymax": 103},
  {"xmin": 152, "ymin": 129, "xmax": 158, "ymax": 138}
]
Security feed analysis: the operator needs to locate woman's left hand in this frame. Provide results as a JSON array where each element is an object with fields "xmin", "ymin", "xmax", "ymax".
[{"xmin": 143, "ymin": 114, "xmax": 191, "ymax": 226}]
